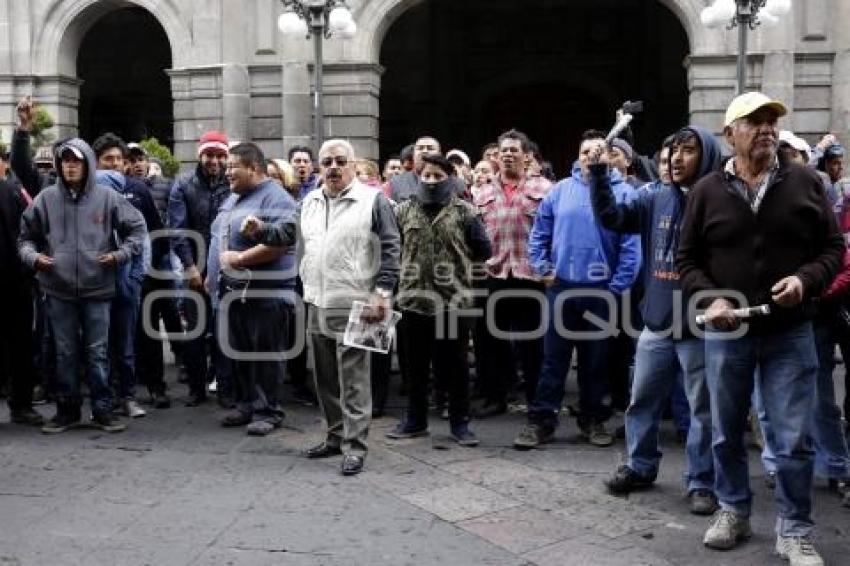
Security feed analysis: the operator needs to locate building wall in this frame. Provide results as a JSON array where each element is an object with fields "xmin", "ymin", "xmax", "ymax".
[{"xmin": 1, "ymin": 0, "xmax": 848, "ymax": 162}]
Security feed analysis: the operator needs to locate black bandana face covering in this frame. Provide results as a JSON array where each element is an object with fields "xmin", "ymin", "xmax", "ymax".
[{"xmin": 419, "ymin": 180, "xmax": 453, "ymax": 205}]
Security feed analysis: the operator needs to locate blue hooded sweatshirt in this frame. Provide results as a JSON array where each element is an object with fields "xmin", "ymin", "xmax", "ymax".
[
  {"xmin": 529, "ymin": 162, "xmax": 641, "ymax": 293},
  {"xmin": 96, "ymin": 170, "xmax": 151, "ymax": 297},
  {"xmin": 589, "ymin": 125, "xmax": 722, "ymax": 336}
]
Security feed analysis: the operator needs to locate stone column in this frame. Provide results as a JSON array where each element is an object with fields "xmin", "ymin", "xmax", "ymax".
[
  {"xmin": 281, "ymin": 61, "xmax": 313, "ymax": 152},
  {"xmin": 321, "ymin": 62, "xmax": 383, "ymax": 160},
  {"xmin": 832, "ymin": 50, "xmax": 850, "ymax": 145},
  {"xmin": 221, "ymin": 63, "xmax": 250, "ymax": 143},
  {"xmin": 168, "ymin": 66, "xmax": 224, "ymax": 164},
  {"xmin": 685, "ymin": 55, "xmax": 739, "ymax": 133},
  {"xmin": 829, "ymin": 0, "xmax": 850, "ymax": 144},
  {"xmin": 760, "ymin": 51, "xmax": 795, "ymax": 111}
]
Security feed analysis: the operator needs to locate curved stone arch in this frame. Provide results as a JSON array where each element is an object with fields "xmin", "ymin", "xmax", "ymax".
[
  {"xmin": 355, "ymin": 0, "xmax": 701, "ymax": 64},
  {"xmin": 32, "ymin": 0, "xmax": 190, "ymax": 76}
]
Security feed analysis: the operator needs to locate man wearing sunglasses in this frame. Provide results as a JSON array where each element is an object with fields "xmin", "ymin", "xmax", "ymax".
[{"xmin": 242, "ymin": 139, "xmax": 400, "ymax": 476}]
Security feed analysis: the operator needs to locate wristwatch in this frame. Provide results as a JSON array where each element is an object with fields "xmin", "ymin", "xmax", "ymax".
[{"xmin": 375, "ymin": 287, "xmax": 393, "ymax": 300}]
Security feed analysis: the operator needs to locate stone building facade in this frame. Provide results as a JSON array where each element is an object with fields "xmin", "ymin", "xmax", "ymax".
[{"xmin": 1, "ymin": 0, "xmax": 848, "ymax": 163}]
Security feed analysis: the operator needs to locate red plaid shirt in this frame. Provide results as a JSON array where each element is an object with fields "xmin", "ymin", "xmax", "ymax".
[{"xmin": 474, "ymin": 174, "xmax": 551, "ymax": 280}]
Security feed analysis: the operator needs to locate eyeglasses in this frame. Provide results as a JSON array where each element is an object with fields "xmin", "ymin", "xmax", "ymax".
[{"xmin": 321, "ymin": 156, "xmax": 349, "ymax": 168}]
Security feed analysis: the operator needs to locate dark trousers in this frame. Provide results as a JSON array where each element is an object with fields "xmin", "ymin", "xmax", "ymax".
[
  {"xmin": 0, "ymin": 284, "xmax": 37, "ymax": 411},
  {"xmin": 136, "ymin": 276, "xmax": 185, "ymax": 394},
  {"xmin": 183, "ymin": 291, "xmax": 213, "ymax": 398},
  {"xmin": 285, "ymin": 280, "xmax": 309, "ymax": 389},
  {"xmin": 110, "ymin": 280, "xmax": 140, "ymax": 400},
  {"xmin": 371, "ymin": 351, "xmax": 391, "ymax": 413},
  {"xmin": 33, "ymin": 290, "xmax": 56, "ymax": 395},
  {"xmin": 609, "ymin": 293, "xmax": 641, "ymax": 412},
  {"xmin": 529, "ymin": 283, "xmax": 613, "ymax": 429},
  {"xmin": 481, "ymin": 277, "xmax": 544, "ymax": 405},
  {"xmin": 402, "ymin": 311, "xmax": 470, "ymax": 427},
  {"xmin": 840, "ymin": 340, "xmax": 850, "ymax": 423},
  {"xmin": 228, "ymin": 297, "xmax": 288, "ymax": 423}
]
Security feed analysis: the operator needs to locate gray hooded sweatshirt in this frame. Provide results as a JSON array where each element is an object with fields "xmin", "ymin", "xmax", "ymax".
[{"xmin": 18, "ymin": 138, "xmax": 147, "ymax": 300}]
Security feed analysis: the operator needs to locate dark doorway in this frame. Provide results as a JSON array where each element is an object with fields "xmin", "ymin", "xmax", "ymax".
[
  {"xmin": 379, "ymin": 0, "xmax": 689, "ymax": 176},
  {"xmin": 77, "ymin": 7, "xmax": 173, "ymax": 147}
]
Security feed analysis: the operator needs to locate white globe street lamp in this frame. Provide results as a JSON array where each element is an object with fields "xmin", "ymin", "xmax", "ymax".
[
  {"xmin": 279, "ymin": 1, "xmax": 358, "ymax": 151},
  {"xmin": 700, "ymin": 0, "xmax": 793, "ymax": 94}
]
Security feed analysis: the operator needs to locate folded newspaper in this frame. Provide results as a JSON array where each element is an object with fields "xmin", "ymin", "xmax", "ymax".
[{"xmin": 343, "ymin": 301, "xmax": 403, "ymax": 354}]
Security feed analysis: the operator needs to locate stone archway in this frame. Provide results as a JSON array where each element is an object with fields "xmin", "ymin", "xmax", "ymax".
[
  {"xmin": 29, "ymin": 0, "xmax": 188, "ymax": 141},
  {"xmin": 375, "ymin": 0, "xmax": 692, "ymax": 174},
  {"xmin": 76, "ymin": 7, "xmax": 173, "ymax": 145},
  {"xmin": 33, "ymin": 0, "xmax": 188, "ymax": 76},
  {"xmin": 358, "ymin": 0, "xmax": 703, "ymax": 62}
]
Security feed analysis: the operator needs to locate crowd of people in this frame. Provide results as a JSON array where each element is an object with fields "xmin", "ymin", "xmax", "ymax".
[{"xmin": 1, "ymin": 91, "xmax": 849, "ymax": 565}]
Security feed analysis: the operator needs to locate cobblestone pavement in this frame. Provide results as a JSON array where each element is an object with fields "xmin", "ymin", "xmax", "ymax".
[{"xmin": 1, "ymin": 367, "xmax": 848, "ymax": 565}]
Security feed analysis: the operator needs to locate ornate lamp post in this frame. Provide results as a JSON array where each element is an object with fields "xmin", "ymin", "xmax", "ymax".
[
  {"xmin": 278, "ymin": 1, "xmax": 357, "ymax": 151},
  {"xmin": 701, "ymin": 0, "xmax": 793, "ymax": 94}
]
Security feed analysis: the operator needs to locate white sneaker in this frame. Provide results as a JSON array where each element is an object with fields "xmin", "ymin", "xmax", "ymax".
[
  {"xmin": 703, "ymin": 509, "xmax": 751, "ymax": 550},
  {"xmin": 207, "ymin": 379, "xmax": 218, "ymax": 394},
  {"xmin": 125, "ymin": 399, "xmax": 147, "ymax": 419},
  {"xmin": 776, "ymin": 536, "xmax": 824, "ymax": 566}
]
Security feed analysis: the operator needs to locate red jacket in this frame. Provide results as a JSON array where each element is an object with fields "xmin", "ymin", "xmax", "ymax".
[{"xmin": 824, "ymin": 248, "xmax": 850, "ymax": 300}]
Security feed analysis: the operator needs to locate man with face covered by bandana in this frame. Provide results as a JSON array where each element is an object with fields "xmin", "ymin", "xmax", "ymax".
[
  {"xmin": 168, "ymin": 130, "xmax": 232, "ymax": 406},
  {"xmin": 386, "ymin": 153, "xmax": 491, "ymax": 446}
]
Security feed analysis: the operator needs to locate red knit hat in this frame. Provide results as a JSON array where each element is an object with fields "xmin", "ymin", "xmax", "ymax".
[{"xmin": 197, "ymin": 130, "xmax": 229, "ymax": 157}]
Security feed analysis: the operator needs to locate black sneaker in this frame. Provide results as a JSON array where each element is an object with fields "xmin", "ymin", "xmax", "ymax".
[
  {"xmin": 31, "ymin": 385, "xmax": 48, "ymax": 405},
  {"xmin": 150, "ymin": 391, "xmax": 171, "ymax": 409},
  {"xmin": 689, "ymin": 489, "xmax": 719, "ymax": 515},
  {"xmin": 41, "ymin": 413, "xmax": 80, "ymax": 434},
  {"xmin": 185, "ymin": 393, "xmax": 207, "ymax": 407},
  {"xmin": 604, "ymin": 465, "xmax": 656, "ymax": 495},
  {"xmin": 91, "ymin": 412, "xmax": 126, "ymax": 433},
  {"xmin": 11, "ymin": 408, "xmax": 45, "ymax": 426},
  {"xmin": 450, "ymin": 423, "xmax": 480, "ymax": 447},
  {"xmin": 386, "ymin": 420, "xmax": 428, "ymax": 439},
  {"xmin": 292, "ymin": 384, "xmax": 317, "ymax": 407}
]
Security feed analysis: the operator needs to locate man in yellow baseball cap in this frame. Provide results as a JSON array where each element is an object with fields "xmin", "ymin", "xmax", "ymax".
[
  {"xmin": 678, "ymin": 89, "xmax": 843, "ymax": 566},
  {"xmin": 724, "ymin": 91, "xmax": 788, "ymax": 128}
]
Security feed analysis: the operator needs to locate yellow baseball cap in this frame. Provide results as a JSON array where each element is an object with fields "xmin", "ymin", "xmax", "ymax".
[{"xmin": 724, "ymin": 92, "xmax": 788, "ymax": 127}]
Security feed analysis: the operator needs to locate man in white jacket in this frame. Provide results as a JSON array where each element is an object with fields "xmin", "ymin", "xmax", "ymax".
[{"xmin": 245, "ymin": 139, "xmax": 400, "ymax": 476}]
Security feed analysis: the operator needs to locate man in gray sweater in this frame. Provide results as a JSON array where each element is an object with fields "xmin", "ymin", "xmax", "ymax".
[{"xmin": 18, "ymin": 138, "xmax": 147, "ymax": 434}]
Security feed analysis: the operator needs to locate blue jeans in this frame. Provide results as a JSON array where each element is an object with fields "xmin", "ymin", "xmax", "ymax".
[
  {"xmin": 757, "ymin": 321, "xmax": 850, "ymax": 479},
  {"xmin": 47, "ymin": 296, "xmax": 113, "ymax": 415},
  {"xmin": 625, "ymin": 329, "xmax": 713, "ymax": 493},
  {"xmin": 110, "ymin": 279, "xmax": 141, "ymax": 400},
  {"xmin": 706, "ymin": 322, "xmax": 817, "ymax": 537},
  {"xmin": 529, "ymin": 283, "xmax": 612, "ymax": 429},
  {"xmin": 670, "ymin": 372, "xmax": 691, "ymax": 435}
]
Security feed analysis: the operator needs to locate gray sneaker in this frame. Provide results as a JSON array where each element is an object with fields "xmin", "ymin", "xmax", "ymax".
[
  {"xmin": 125, "ymin": 399, "xmax": 147, "ymax": 419},
  {"xmin": 703, "ymin": 509, "xmax": 751, "ymax": 550},
  {"xmin": 513, "ymin": 423, "xmax": 554, "ymax": 450},
  {"xmin": 246, "ymin": 420, "xmax": 278, "ymax": 436},
  {"xmin": 775, "ymin": 536, "xmax": 824, "ymax": 566},
  {"xmin": 581, "ymin": 422, "xmax": 614, "ymax": 447}
]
